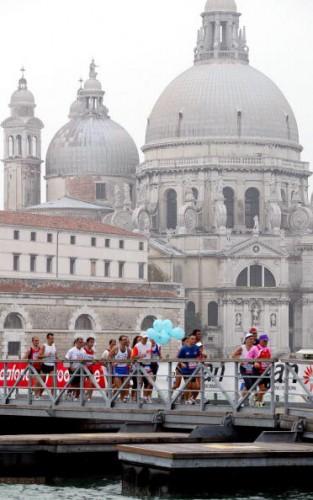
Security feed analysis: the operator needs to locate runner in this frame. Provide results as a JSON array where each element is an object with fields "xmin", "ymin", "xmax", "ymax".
[
  {"xmin": 249, "ymin": 327, "xmax": 259, "ymax": 345},
  {"xmin": 247, "ymin": 334, "xmax": 272, "ymax": 407},
  {"xmin": 38, "ymin": 333, "xmax": 57, "ymax": 397},
  {"xmin": 83, "ymin": 337, "xmax": 96, "ymax": 400},
  {"xmin": 23, "ymin": 336, "xmax": 41, "ymax": 398},
  {"xmin": 131, "ymin": 334, "xmax": 153, "ymax": 403},
  {"xmin": 65, "ymin": 337, "xmax": 88, "ymax": 400},
  {"xmin": 172, "ymin": 337, "xmax": 188, "ymax": 390},
  {"xmin": 232, "ymin": 332, "xmax": 258, "ymax": 403},
  {"xmin": 111, "ymin": 335, "xmax": 131, "ymax": 402},
  {"xmin": 177, "ymin": 334, "xmax": 201, "ymax": 404},
  {"xmin": 130, "ymin": 335, "xmax": 142, "ymax": 401}
]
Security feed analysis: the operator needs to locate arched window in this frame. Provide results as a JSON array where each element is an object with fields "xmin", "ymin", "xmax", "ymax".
[
  {"xmin": 27, "ymin": 135, "xmax": 32, "ymax": 156},
  {"xmin": 75, "ymin": 314, "xmax": 93, "ymax": 330},
  {"xmin": 8, "ymin": 136, "xmax": 14, "ymax": 157},
  {"xmin": 245, "ymin": 188, "xmax": 260, "ymax": 228},
  {"xmin": 4, "ymin": 313, "xmax": 23, "ymax": 329},
  {"xmin": 32, "ymin": 136, "xmax": 38, "ymax": 157},
  {"xmin": 281, "ymin": 189, "xmax": 287, "ymax": 204},
  {"xmin": 16, "ymin": 135, "xmax": 22, "ymax": 156},
  {"xmin": 141, "ymin": 315, "xmax": 157, "ymax": 331},
  {"xmin": 236, "ymin": 266, "xmax": 276, "ymax": 288},
  {"xmin": 223, "ymin": 187, "xmax": 234, "ymax": 228},
  {"xmin": 185, "ymin": 301, "xmax": 197, "ymax": 334},
  {"xmin": 208, "ymin": 302, "xmax": 218, "ymax": 327},
  {"xmin": 166, "ymin": 189, "xmax": 177, "ymax": 230}
]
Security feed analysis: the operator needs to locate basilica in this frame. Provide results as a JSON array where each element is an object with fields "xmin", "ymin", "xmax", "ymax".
[{"xmin": 1, "ymin": 0, "xmax": 312, "ymax": 356}]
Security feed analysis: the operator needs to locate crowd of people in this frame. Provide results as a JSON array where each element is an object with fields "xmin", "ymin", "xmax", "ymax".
[{"xmin": 23, "ymin": 327, "xmax": 271, "ymax": 406}]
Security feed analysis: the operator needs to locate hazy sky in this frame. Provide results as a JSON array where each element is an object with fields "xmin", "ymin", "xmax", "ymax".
[{"xmin": 0, "ymin": 0, "xmax": 312, "ymax": 207}]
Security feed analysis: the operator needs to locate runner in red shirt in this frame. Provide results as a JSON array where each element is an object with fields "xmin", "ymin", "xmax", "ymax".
[{"xmin": 23, "ymin": 336, "xmax": 41, "ymax": 398}]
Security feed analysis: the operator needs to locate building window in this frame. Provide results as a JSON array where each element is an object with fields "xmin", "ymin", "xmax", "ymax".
[
  {"xmin": 27, "ymin": 135, "xmax": 32, "ymax": 156},
  {"xmin": 118, "ymin": 261, "xmax": 125, "ymax": 278},
  {"xmin": 245, "ymin": 188, "xmax": 260, "ymax": 229},
  {"xmin": 30, "ymin": 254, "xmax": 37, "ymax": 272},
  {"xmin": 91, "ymin": 237, "xmax": 96, "ymax": 247},
  {"xmin": 4, "ymin": 313, "xmax": 23, "ymax": 329},
  {"xmin": 166, "ymin": 189, "xmax": 177, "ymax": 230},
  {"xmin": 104, "ymin": 261, "xmax": 110, "ymax": 277},
  {"xmin": 70, "ymin": 257, "xmax": 76, "ymax": 275},
  {"xmin": 139, "ymin": 242, "xmax": 144, "ymax": 251},
  {"xmin": 141, "ymin": 315, "xmax": 157, "ymax": 331},
  {"xmin": 138, "ymin": 263, "xmax": 145, "ymax": 280},
  {"xmin": 96, "ymin": 183, "xmax": 106, "ymax": 200},
  {"xmin": 30, "ymin": 232, "xmax": 36, "ymax": 242},
  {"xmin": 13, "ymin": 230, "xmax": 19, "ymax": 240},
  {"xmin": 223, "ymin": 187, "xmax": 235, "ymax": 229},
  {"xmin": 70, "ymin": 235, "xmax": 76, "ymax": 245},
  {"xmin": 185, "ymin": 302, "xmax": 197, "ymax": 334},
  {"xmin": 47, "ymin": 233, "xmax": 53, "ymax": 243},
  {"xmin": 105, "ymin": 239, "xmax": 110, "ymax": 248},
  {"xmin": 90, "ymin": 260, "xmax": 97, "ymax": 277},
  {"xmin": 119, "ymin": 240, "xmax": 124, "ymax": 249},
  {"xmin": 208, "ymin": 301, "xmax": 219, "ymax": 327},
  {"xmin": 13, "ymin": 254, "xmax": 20, "ymax": 271},
  {"xmin": 236, "ymin": 266, "xmax": 276, "ymax": 288},
  {"xmin": 75, "ymin": 314, "xmax": 93, "ymax": 330},
  {"xmin": 8, "ymin": 341, "xmax": 21, "ymax": 357},
  {"xmin": 46, "ymin": 256, "xmax": 53, "ymax": 273},
  {"xmin": 16, "ymin": 135, "xmax": 22, "ymax": 156},
  {"xmin": 8, "ymin": 136, "xmax": 14, "ymax": 157}
]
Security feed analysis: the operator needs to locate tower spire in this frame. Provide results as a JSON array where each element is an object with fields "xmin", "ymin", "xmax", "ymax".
[{"xmin": 194, "ymin": 0, "xmax": 249, "ymax": 64}]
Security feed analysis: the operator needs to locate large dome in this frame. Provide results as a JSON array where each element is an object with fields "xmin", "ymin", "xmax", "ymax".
[
  {"xmin": 46, "ymin": 116, "xmax": 139, "ymax": 178},
  {"xmin": 145, "ymin": 62, "xmax": 300, "ymax": 150}
]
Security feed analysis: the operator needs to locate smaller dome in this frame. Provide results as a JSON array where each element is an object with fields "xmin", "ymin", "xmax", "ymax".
[
  {"xmin": 84, "ymin": 78, "xmax": 102, "ymax": 91},
  {"xmin": 10, "ymin": 89, "xmax": 35, "ymax": 106},
  {"xmin": 205, "ymin": 0, "xmax": 237, "ymax": 12},
  {"xmin": 69, "ymin": 99, "xmax": 85, "ymax": 118}
]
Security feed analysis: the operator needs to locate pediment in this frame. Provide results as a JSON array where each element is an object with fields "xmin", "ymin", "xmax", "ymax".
[{"xmin": 224, "ymin": 238, "xmax": 287, "ymax": 259}]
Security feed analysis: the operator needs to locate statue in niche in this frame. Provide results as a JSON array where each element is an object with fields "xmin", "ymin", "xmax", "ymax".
[
  {"xmin": 270, "ymin": 313, "xmax": 277, "ymax": 328},
  {"xmin": 253, "ymin": 215, "xmax": 260, "ymax": 234},
  {"xmin": 114, "ymin": 185, "xmax": 123, "ymax": 209},
  {"xmin": 123, "ymin": 183, "xmax": 131, "ymax": 208},
  {"xmin": 216, "ymin": 177, "xmax": 224, "ymax": 197},
  {"xmin": 235, "ymin": 313, "xmax": 242, "ymax": 327},
  {"xmin": 251, "ymin": 303, "xmax": 260, "ymax": 326}
]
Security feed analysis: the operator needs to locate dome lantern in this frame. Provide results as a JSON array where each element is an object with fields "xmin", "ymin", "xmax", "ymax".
[{"xmin": 195, "ymin": 0, "xmax": 249, "ymax": 63}]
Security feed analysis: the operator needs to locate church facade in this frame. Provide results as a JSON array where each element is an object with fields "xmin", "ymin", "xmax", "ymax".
[{"xmin": 1, "ymin": 0, "xmax": 313, "ymax": 356}]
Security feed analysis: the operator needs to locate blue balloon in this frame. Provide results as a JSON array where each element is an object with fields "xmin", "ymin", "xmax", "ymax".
[
  {"xmin": 158, "ymin": 330, "xmax": 171, "ymax": 345},
  {"xmin": 162, "ymin": 319, "xmax": 173, "ymax": 334},
  {"xmin": 171, "ymin": 327, "xmax": 185, "ymax": 340},
  {"xmin": 146, "ymin": 328, "xmax": 157, "ymax": 339},
  {"xmin": 153, "ymin": 319, "xmax": 163, "ymax": 333}
]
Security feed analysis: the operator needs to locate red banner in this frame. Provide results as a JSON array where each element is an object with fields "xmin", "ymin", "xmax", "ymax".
[{"xmin": 0, "ymin": 362, "xmax": 106, "ymax": 388}]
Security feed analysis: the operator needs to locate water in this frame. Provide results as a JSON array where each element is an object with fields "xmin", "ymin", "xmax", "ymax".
[{"xmin": 0, "ymin": 479, "xmax": 312, "ymax": 500}]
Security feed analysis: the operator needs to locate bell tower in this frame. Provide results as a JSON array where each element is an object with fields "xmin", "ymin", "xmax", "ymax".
[{"xmin": 1, "ymin": 69, "xmax": 44, "ymax": 210}]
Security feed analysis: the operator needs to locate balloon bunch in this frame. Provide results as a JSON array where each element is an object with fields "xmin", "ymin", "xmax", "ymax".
[{"xmin": 146, "ymin": 319, "xmax": 185, "ymax": 346}]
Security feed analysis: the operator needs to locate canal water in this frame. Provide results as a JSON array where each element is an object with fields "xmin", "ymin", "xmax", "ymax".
[{"xmin": 0, "ymin": 479, "xmax": 312, "ymax": 500}]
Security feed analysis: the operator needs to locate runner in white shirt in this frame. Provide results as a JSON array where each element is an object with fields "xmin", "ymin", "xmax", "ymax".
[
  {"xmin": 131, "ymin": 334, "xmax": 153, "ymax": 403},
  {"xmin": 65, "ymin": 337, "xmax": 88, "ymax": 400}
]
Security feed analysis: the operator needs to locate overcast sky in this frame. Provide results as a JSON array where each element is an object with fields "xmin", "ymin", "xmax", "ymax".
[{"xmin": 0, "ymin": 0, "xmax": 312, "ymax": 207}]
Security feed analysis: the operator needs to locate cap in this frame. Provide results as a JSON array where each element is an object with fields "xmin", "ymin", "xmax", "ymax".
[
  {"xmin": 259, "ymin": 334, "xmax": 269, "ymax": 342},
  {"xmin": 245, "ymin": 333, "xmax": 254, "ymax": 341},
  {"xmin": 142, "ymin": 333, "xmax": 148, "ymax": 339},
  {"xmin": 249, "ymin": 327, "xmax": 258, "ymax": 334}
]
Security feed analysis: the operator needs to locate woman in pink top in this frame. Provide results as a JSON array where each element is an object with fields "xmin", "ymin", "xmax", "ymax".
[{"xmin": 247, "ymin": 334, "xmax": 272, "ymax": 407}]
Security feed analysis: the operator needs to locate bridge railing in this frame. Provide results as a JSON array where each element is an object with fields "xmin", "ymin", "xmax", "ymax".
[{"xmin": 0, "ymin": 358, "xmax": 312, "ymax": 413}]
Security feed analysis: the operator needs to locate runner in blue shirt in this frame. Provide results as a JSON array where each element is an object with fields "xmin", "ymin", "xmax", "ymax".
[{"xmin": 177, "ymin": 334, "xmax": 200, "ymax": 404}]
